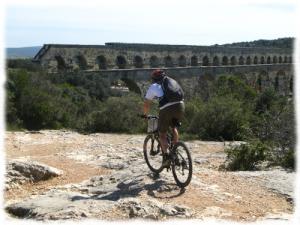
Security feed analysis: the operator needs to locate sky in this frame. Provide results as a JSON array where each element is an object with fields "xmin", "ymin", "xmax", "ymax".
[{"xmin": 4, "ymin": 0, "xmax": 298, "ymax": 47}]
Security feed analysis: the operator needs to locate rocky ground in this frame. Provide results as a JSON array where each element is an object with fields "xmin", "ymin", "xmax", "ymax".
[{"xmin": 3, "ymin": 130, "xmax": 295, "ymax": 221}]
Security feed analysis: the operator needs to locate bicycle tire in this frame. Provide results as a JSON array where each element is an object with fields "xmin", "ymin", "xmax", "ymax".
[
  {"xmin": 171, "ymin": 141, "xmax": 193, "ymax": 188},
  {"xmin": 143, "ymin": 134, "xmax": 164, "ymax": 174}
]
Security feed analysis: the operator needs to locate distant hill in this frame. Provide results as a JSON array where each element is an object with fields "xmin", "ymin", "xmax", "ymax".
[
  {"xmin": 6, "ymin": 46, "xmax": 42, "ymax": 59},
  {"xmin": 218, "ymin": 37, "xmax": 294, "ymax": 49}
]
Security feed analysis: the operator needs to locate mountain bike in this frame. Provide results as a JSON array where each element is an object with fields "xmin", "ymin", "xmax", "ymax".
[{"xmin": 140, "ymin": 115, "xmax": 192, "ymax": 188}]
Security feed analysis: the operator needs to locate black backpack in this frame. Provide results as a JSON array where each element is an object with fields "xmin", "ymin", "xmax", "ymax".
[{"xmin": 161, "ymin": 76, "xmax": 184, "ymax": 102}]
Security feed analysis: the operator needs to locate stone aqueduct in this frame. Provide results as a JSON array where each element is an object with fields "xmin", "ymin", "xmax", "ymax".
[{"xmin": 33, "ymin": 43, "xmax": 294, "ymax": 96}]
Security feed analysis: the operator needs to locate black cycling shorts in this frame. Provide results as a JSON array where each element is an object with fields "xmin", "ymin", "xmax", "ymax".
[{"xmin": 158, "ymin": 102, "xmax": 185, "ymax": 133}]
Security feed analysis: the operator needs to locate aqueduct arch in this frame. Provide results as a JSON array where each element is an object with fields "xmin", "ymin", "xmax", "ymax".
[
  {"xmin": 34, "ymin": 43, "xmax": 292, "ymax": 72},
  {"xmin": 116, "ymin": 55, "xmax": 127, "ymax": 69},
  {"xmin": 202, "ymin": 56, "xmax": 209, "ymax": 66},
  {"xmin": 150, "ymin": 55, "xmax": 159, "ymax": 68},
  {"xmin": 164, "ymin": 56, "xmax": 173, "ymax": 67},
  {"xmin": 191, "ymin": 56, "xmax": 198, "ymax": 66},
  {"xmin": 178, "ymin": 55, "xmax": 187, "ymax": 67},
  {"xmin": 222, "ymin": 56, "xmax": 229, "ymax": 65},
  {"xmin": 238, "ymin": 56, "xmax": 244, "ymax": 65},
  {"xmin": 54, "ymin": 55, "xmax": 66, "ymax": 70},
  {"xmin": 257, "ymin": 71, "xmax": 270, "ymax": 91},
  {"xmin": 134, "ymin": 55, "xmax": 143, "ymax": 68},
  {"xmin": 213, "ymin": 56, "xmax": 219, "ymax": 66},
  {"xmin": 275, "ymin": 70, "xmax": 288, "ymax": 95},
  {"xmin": 230, "ymin": 56, "xmax": 237, "ymax": 65},
  {"xmin": 31, "ymin": 43, "xmax": 293, "ymax": 97},
  {"xmin": 253, "ymin": 56, "xmax": 258, "ymax": 64},
  {"xmin": 96, "ymin": 55, "xmax": 107, "ymax": 70},
  {"xmin": 74, "ymin": 55, "xmax": 87, "ymax": 70},
  {"xmin": 246, "ymin": 56, "xmax": 251, "ymax": 65}
]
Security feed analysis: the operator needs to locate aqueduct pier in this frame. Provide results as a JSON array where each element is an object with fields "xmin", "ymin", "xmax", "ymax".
[{"xmin": 33, "ymin": 42, "xmax": 294, "ymax": 96}]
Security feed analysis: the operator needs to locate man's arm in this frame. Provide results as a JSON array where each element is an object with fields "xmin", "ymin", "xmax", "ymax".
[{"xmin": 143, "ymin": 99, "xmax": 151, "ymax": 115}]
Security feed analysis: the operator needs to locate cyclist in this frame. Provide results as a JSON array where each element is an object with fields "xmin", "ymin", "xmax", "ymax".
[{"xmin": 143, "ymin": 69, "xmax": 185, "ymax": 167}]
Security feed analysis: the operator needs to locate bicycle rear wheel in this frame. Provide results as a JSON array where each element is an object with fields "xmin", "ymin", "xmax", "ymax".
[
  {"xmin": 143, "ymin": 134, "xmax": 164, "ymax": 174},
  {"xmin": 171, "ymin": 141, "xmax": 193, "ymax": 188}
]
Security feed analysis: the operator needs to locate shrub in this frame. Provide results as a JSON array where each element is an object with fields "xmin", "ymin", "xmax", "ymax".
[
  {"xmin": 50, "ymin": 72, "xmax": 112, "ymax": 101},
  {"xmin": 7, "ymin": 59, "xmax": 41, "ymax": 71},
  {"xmin": 181, "ymin": 98, "xmax": 203, "ymax": 133},
  {"xmin": 255, "ymin": 87, "xmax": 281, "ymax": 114},
  {"xmin": 6, "ymin": 69, "xmax": 98, "ymax": 131},
  {"xmin": 19, "ymin": 88, "xmax": 62, "ymax": 130},
  {"xmin": 250, "ymin": 95, "xmax": 295, "ymax": 169},
  {"xmin": 189, "ymin": 96, "xmax": 250, "ymax": 140},
  {"xmin": 280, "ymin": 148, "xmax": 295, "ymax": 169},
  {"xmin": 86, "ymin": 94, "xmax": 146, "ymax": 133},
  {"xmin": 215, "ymin": 75, "xmax": 257, "ymax": 103},
  {"xmin": 225, "ymin": 141, "xmax": 269, "ymax": 171}
]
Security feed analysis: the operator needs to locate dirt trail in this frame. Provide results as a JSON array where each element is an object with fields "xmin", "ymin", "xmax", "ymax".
[{"xmin": 4, "ymin": 130, "xmax": 294, "ymax": 221}]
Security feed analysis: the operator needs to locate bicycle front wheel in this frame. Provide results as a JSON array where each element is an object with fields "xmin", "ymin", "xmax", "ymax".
[
  {"xmin": 143, "ymin": 134, "xmax": 164, "ymax": 174},
  {"xmin": 171, "ymin": 141, "xmax": 193, "ymax": 188}
]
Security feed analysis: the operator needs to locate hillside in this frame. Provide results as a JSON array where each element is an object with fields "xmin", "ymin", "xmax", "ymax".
[
  {"xmin": 218, "ymin": 37, "xmax": 294, "ymax": 49},
  {"xmin": 6, "ymin": 46, "xmax": 42, "ymax": 59}
]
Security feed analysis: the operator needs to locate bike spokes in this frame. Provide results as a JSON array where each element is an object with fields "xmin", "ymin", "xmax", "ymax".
[
  {"xmin": 143, "ymin": 135, "xmax": 164, "ymax": 173},
  {"xmin": 171, "ymin": 142, "xmax": 193, "ymax": 188}
]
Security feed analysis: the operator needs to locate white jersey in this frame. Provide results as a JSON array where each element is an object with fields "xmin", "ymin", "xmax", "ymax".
[
  {"xmin": 145, "ymin": 83, "xmax": 183, "ymax": 110},
  {"xmin": 145, "ymin": 83, "xmax": 164, "ymax": 100}
]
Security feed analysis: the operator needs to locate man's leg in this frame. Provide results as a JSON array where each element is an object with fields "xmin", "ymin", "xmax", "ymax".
[
  {"xmin": 158, "ymin": 107, "xmax": 174, "ymax": 167},
  {"xmin": 171, "ymin": 103, "xmax": 185, "ymax": 145},
  {"xmin": 172, "ymin": 127, "xmax": 179, "ymax": 144},
  {"xmin": 159, "ymin": 132, "xmax": 168, "ymax": 154},
  {"xmin": 158, "ymin": 108, "xmax": 170, "ymax": 155},
  {"xmin": 158, "ymin": 116, "xmax": 171, "ymax": 167},
  {"xmin": 159, "ymin": 132, "xmax": 171, "ymax": 167}
]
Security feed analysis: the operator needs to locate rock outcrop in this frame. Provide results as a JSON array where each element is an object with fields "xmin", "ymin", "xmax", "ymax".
[
  {"xmin": 6, "ymin": 160, "xmax": 63, "ymax": 190},
  {"xmin": 4, "ymin": 130, "xmax": 295, "ymax": 221}
]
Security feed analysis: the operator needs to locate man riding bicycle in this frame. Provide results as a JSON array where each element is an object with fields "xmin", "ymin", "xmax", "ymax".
[{"xmin": 143, "ymin": 69, "xmax": 185, "ymax": 168}]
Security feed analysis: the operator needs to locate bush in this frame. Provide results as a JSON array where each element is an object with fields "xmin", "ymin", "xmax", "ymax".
[
  {"xmin": 225, "ymin": 141, "xmax": 269, "ymax": 171},
  {"xmin": 7, "ymin": 59, "xmax": 41, "ymax": 71},
  {"xmin": 19, "ymin": 88, "xmax": 62, "ymax": 130},
  {"xmin": 189, "ymin": 96, "xmax": 250, "ymax": 140},
  {"xmin": 255, "ymin": 87, "xmax": 284, "ymax": 114},
  {"xmin": 86, "ymin": 94, "xmax": 146, "ymax": 133},
  {"xmin": 181, "ymin": 98, "xmax": 203, "ymax": 132},
  {"xmin": 50, "ymin": 72, "xmax": 112, "ymax": 101},
  {"xmin": 280, "ymin": 148, "xmax": 295, "ymax": 169},
  {"xmin": 215, "ymin": 75, "xmax": 257, "ymax": 103},
  {"xmin": 6, "ymin": 69, "xmax": 99, "ymax": 131}
]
